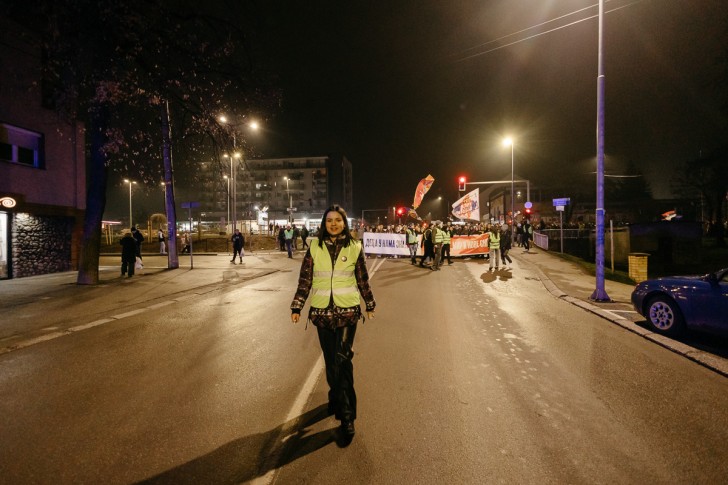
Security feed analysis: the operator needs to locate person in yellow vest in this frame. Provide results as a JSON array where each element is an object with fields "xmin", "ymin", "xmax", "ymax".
[
  {"xmin": 431, "ymin": 222, "xmax": 444, "ymax": 270},
  {"xmin": 488, "ymin": 224, "xmax": 501, "ymax": 271},
  {"xmin": 290, "ymin": 205, "xmax": 376, "ymax": 442}
]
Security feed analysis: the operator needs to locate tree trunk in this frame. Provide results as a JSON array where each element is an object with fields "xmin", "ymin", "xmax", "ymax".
[
  {"xmin": 76, "ymin": 106, "xmax": 110, "ymax": 285},
  {"xmin": 162, "ymin": 100, "xmax": 179, "ymax": 269}
]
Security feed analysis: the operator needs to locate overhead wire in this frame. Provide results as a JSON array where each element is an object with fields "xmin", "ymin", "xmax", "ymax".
[{"xmin": 455, "ymin": 0, "xmax": 644, "ymax": 62}]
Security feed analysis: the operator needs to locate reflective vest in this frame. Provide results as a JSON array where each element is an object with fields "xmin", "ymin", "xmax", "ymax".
[
  {"xmin": 432, "ymin": 227, "xmax": 444, "ymax": 244},
  {"xmin": 442, "ymin": 229, "xmax": 450, "ymax": 244},
  {"xmin": 406, "ymin": 228, "xmax": 417, "ymax": 244},
  {"xmin": 489, "ymin": 231, "xmax": 501, "ymax": 249},
  {"xmin": 309, "ymin": 240, "xmax": 362, "ymax": 308}
]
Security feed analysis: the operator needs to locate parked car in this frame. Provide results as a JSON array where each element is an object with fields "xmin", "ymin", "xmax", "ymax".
[{"xmin": 631, "ymin": 268, "xmax": 728, "ymax": 337}]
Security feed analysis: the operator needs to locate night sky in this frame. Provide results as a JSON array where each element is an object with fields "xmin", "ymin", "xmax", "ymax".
[{"xmin": 252, "ymin": 0, "xmax": 728, "ymax": 214}]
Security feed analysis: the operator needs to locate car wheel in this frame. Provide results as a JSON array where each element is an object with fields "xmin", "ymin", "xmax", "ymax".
[{"xmin": 645, "ymin": 295, "xmax": 685, "ymax": 337}]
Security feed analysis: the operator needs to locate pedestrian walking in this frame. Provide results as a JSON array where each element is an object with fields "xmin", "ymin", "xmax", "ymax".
[
  {"xmin": 501, "ymin": 225, "xmax": 513, "ymax": 269},
  {"xmin": 284, "ymin": 224, "xmax": 294, "ymax": 258},
  {"xmin": 405, "ymin": 223, "xmax": 418, "ymax": 264},
  {"xmin": 419, "ymin": 224, "xmax": 434, "ymax": 267},
  {"xmin": 120, "ymin": 230, "xmax": 137, "ymax": 277},
  {"xmin": 488, "ymin": 225, "xmax": 501, "ymax": 271},
  {"xmin": 292, "ymin": 224, "xmax": 300, "ymax": 250},
  {"xmin": 290, "ymin": 205, "xmax": 376, "ymax": 442},
  {"xmin": 277, "ymin": 226, "xmax": 285, "ymax": 251},
  {"xmin": 441, "ymin": 224, "xmax": 453, "ymax": 265},
  {"xmin": 301, "ymin": 225, "xmax": 309, "ymax": 249},
  {"xmin": 158, "ymin": 228, "xmax": 167, "ymax": 254},
  {"xmin": 180, "ymin": 232, "xmax": 190, "ymax": 254},
  {"xmin": 523, "ymin": 220, "xmax": 533, "ymax": 252},
  {"xmin": 231, "ymin": 229, "xmax": 244, "ymax": 264},
  {"xmin": 431, "ymin": 222, "xmax": 444, "ymax": 270}
]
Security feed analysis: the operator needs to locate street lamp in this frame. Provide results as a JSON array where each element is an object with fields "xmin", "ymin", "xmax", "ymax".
[
  {"xmin": 218, "ymin": 115, "xmax": 261, "ymax": 233},
  {"xmin": 223, "ymin": 175, "xmax": 230, "ymax": 233},
  {"xmin": 283, "ymin": 176, "xmax": 292, "ymax": 223},
  {"xmin": 124, "ymin": 179, "xmax": 136, "ymax": 228},
  {"xmin": 502, "ymin": 137, "xmax": 515, "ymax": 227}
]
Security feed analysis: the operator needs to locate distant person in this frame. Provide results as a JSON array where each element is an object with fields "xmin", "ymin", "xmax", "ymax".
[
  {"xmin": 501, "ymin": 225, "xmax": 513, "ymax": 269},
  {"xmin": 131, "ymin": 226, "xmax": 144, "ymax": 259},
  {"xmin": 180, "ymin": 232, "xmax": 190, "ymax": 254},
  {"xmin": 419, "ymin": 223, "xmax": 434, "ymax": 267},
  {"xmin": 158, "ymin": 228, "xmax": 167, "ymax": 254},
  {"xmin": 301, "ymin": 225, "xmax": 310, "ymax": 249},
  {"xmin": 290, "ymin": 205, "xmax": 376, "ymax": 442},
  {"xmin": 405, "ymin": 223, "xmax": 418, "ymax": 264},
  {"xmin": 441, "ymin": 224, "xmax": 453, "ymax": 265},
  {"xmin": 120, "ymin": 230, "xmax": 137, "ymax": 277},
  {"xmin": 487, "ymin": 225, "xmax": 501, "ymax": 271},
  {"xmin": 231, "ymin": 229, "xmax": 244, "ymax": 264},
  {"xmin": 292, "ymin": 224, "xmax": 300, "ymax": 250},
  {"xmin": 284, "ymin": 224, "xmax": 294, "ymax": 258},
  {"xmin": 523, "ymin": 220, "xmax": 533, "ymax": 253},
  {"xmin": 277, "ymin": 226, "xmax": 285, "ymax": 251}
]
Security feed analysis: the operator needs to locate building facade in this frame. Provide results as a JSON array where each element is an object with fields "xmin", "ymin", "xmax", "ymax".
[
  {"xmin": 196, "ymin": 155, "xmax": 353, "ymax": 232},
  {"xmin": 0, "ymin": 19, "xmax": 86, "ymax": 279}
]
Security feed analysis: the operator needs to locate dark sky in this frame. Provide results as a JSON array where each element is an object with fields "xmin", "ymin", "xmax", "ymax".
[{"xmin": 253, "ymin": 0, "xmax": 727, "ymax": 213}]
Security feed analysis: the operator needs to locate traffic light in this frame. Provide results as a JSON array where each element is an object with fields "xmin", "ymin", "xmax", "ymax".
[
  {"xmin": 458, "ymin": 176, "xmax": 466, "ymax": 192},
  {"xmin": 396, "ymin": 207, "xmax": 405, "ymax": 216},
  {"xmin": 524, "ymin": 206, "xmax": 532, "ymax": 218}
]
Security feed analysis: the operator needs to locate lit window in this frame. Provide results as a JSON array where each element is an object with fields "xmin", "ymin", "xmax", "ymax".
[{"xmin": 0, "ymin": 124, "xmax": 43, "ymax": 168}]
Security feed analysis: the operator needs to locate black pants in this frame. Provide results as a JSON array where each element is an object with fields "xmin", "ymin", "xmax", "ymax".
[
  {"xmin": 232, "ymin": 247, "xmax": 243, "ymax": 260},
  {"xmin": 121, "ymin": 259, "xmax": 135, "ymax": 276},
  {"xmin": 442, "ymin": 243, "xmax": 451, "ymax": 263},
  {"xmin": 317, "ymin": 324, "xmax": 357, "ymax": 421},
  {"xmin": 502, "ymin": 248, "xmax": 512, "ymax": 264}
]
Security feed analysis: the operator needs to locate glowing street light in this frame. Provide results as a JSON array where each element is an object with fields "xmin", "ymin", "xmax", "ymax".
[{"xmin": 124, "ymin": 179, "xmax": 137, "ymax": 228}]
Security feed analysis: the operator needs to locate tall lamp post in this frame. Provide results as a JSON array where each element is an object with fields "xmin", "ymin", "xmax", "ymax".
[
  {"xmin": 502, "ymin": 137, "xmax": 515, "ymax": 227},
  {"xmin": 219, "ymin": 115, "xmax": 260, "ymax": 233},
  {"xmin": 223, "ymin": 175, "xmax": 230, "ymax": 233},
  {"xmin": 591, "ymin": 0, "xmax": 610, "ymax": 301},
  {"xmin": 284, "ymin": 176, "xmax": 292, "ymax": 223},
  {"xmin": 124, "ymin": 179, "xmax": 136, "ymax": 228}
]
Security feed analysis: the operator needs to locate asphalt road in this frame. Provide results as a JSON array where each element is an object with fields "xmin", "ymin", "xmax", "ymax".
[{"xmin": 0, "ymin": 254, "xmax": 726, "ymax": 484}]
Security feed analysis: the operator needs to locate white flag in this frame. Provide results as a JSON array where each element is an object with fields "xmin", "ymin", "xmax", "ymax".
[{"xmin": 452, "ymin": 188, "xmax": 480, "ymax": 221}]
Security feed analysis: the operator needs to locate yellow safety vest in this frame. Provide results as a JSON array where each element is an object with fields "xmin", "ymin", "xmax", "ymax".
[
  {"xmin": 310, "ymin": 240, "xmax": 362, "ymax": 308},
  {"xmin": 489, "ymin": 231, "xmax": 500, "ymax": 249},
  {"xmin": 442, "ymin": 230, "xmax": 450, "ymax": 244}
]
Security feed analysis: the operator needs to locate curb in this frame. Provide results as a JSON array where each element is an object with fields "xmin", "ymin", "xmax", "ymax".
[{"xmin": 528, "ymin": 262, "xmax": 728, "ymax": 378}]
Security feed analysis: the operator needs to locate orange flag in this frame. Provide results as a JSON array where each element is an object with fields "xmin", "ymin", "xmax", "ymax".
[{"xmin": 412, "ymin": 174, "xmax": 435, "ymax": 209}]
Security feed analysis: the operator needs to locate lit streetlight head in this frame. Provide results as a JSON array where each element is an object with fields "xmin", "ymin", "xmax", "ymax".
[
  {"xmin": 503, "ymin": 137, "xmax": 513, "ymax": 147},
  {"xmin": 223, "ymin": 175, "xmax": 228, "ymax": 179},
  {"xmin": 249, "ymin": 120, "xmax": 259, "ymax": 131},
  {"xmin": 219, "ymin": 115, "xmax": 228, "ymax": 123},
  {"xmin": 233, "ymin": 152, "xmax": 242, "ymax": 159}
]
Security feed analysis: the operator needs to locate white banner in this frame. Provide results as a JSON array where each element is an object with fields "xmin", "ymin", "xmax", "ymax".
[
  {"xmin": 362, "ymin": 232, "xmax": 410, "ymax": 256},
  {"xmin": 452, "ymin": 188, "xmax": 480, "ymax": 221}
]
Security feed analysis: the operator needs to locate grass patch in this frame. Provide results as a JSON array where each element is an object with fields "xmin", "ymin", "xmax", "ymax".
[{"xmin": 549, "ymin": 251, "xmax": 636, "ymax": 285}]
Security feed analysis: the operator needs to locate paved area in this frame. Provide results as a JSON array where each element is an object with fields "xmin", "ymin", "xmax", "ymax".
[{"xmin": 1, "ymin": 246, "xmax": 726, "ymax": 376}]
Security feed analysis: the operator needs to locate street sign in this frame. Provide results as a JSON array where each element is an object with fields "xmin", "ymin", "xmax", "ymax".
[
  {"xmin": 556, "ymin": 205, "xmax": 565, "ymax": 212},
  {"xmin": 181, "ymin": 201, "xmax": 200, "ymax": 209},
  {"xmin": 524, "ymin": 201, "xmax": 533, "ymax": 209},
  {"xmin": 552, "ymin": 197, "xmax": 570, "ymax": 206},
  {"xmin": 288, "ymin": 207, "xmax": 297, "ymax": 212}
]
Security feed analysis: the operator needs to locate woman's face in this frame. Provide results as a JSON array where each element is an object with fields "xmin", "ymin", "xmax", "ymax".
[{"xmin": 325, "ymin": 210, "xmax": 345, "ymax": 237}]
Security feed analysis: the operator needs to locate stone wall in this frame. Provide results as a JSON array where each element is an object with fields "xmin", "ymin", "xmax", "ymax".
[{"xmin": 11, "ymin": 213, "xmax": 74, "ymax": 277}]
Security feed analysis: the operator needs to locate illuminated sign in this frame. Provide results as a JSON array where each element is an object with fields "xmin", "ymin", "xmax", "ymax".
[{"xmin": 0, "ymin": 197, "xmax": 17, "ymax": 208}]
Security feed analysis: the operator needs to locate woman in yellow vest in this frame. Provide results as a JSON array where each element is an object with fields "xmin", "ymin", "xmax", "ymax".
[{"xmin": 290, "ymin": 205, "xmax": 376, "ymax": 441}]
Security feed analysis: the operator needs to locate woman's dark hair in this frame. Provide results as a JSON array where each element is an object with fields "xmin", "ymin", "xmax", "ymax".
[{"xmin": 317, "ymin": 205, "xmax": 352, "ymax": 247}]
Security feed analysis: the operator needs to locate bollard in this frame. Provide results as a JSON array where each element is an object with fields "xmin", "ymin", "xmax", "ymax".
[{"xmin": 628, "ymin": 252, "xmax": 649, "ymax": 283}]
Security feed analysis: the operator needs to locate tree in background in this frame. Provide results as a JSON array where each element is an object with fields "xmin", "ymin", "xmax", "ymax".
[{"xmin": 2, "ymin": 0, "xmax": 279, "ymax": 283}]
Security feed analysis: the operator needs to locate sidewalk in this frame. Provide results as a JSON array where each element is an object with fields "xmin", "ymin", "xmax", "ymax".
[{"xmin": 512, "ymin": 247, "xmax": 728, "ymax": 377}]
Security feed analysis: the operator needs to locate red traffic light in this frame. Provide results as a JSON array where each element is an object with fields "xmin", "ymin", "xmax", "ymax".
[
  {"xmin": 458, "ymin": 176, "xmax": 467, "ymax": 191},
  {"xmin": 397, "ymin": 207, "xmax": 405, "ymax": 215}
]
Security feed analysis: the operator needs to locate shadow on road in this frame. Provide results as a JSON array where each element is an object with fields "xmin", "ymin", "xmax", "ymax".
[{"xmin": 135, "ymin": 404, "xmax": 337, "ymax": 484}]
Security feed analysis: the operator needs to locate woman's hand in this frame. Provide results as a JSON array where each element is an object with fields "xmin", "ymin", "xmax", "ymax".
[
  {"xmin": 291, "ymin": 312, "xmax": 300, "ymax": 323},
  {"xmin": 367, "ymin": 311, "xmax": 375, "ymax": 320}
]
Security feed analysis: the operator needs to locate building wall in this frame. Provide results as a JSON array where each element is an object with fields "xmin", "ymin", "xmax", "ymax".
[
  {"xmin": 0, "ymin": 18, "xmax": 86, "ymax": 279},
  {"xmin": 12, "ymin": 213, "xmax": 75, "ymax": 277}
]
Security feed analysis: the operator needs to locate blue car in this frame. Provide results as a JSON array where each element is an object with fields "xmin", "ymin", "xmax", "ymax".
[{"xmin": 631, "ymin": 268, "xmax": 728, "ymax": 337}]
